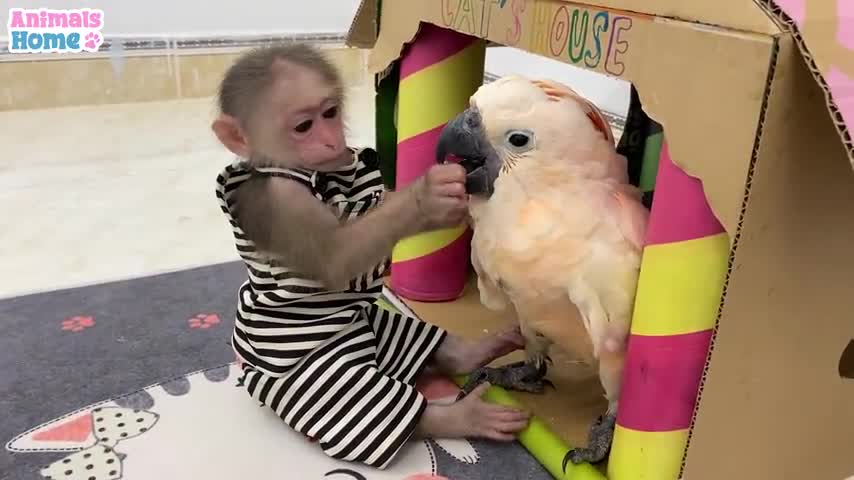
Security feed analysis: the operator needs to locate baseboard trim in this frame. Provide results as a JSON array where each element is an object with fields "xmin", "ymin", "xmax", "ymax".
[{"xmin": 0, "ymin": 32, "xmax": 348, "ymax": 62}]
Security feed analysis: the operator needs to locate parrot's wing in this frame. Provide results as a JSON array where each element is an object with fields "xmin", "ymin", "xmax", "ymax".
[{"xmin": 609, "ymin": 188, "xmax": 649, "ymax": 251}]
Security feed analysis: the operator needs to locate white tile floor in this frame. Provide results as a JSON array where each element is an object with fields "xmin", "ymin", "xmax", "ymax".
[{"xmin": 0, "ymin": 82, "xmax": 376, "ymax": 299}]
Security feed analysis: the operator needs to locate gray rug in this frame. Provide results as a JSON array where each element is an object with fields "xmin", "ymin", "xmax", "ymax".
[{"xmin": 0, "ymin": 261, "xmax": 551, "ymax": 480}]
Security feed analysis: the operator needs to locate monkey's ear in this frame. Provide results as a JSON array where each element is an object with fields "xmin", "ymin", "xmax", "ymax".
[{"xmin": 212, "ymin": 114, "xmax": 251, "ymax": 158}]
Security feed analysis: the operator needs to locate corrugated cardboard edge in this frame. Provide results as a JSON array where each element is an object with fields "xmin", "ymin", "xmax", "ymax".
[
  {"xmin": 346, "ymin": 0, "xmax": 378, "ymax": 49},
  {"xmin": 345, "ymin": 0, "xmax": 398, "ymax": 85},
  {"xmin": 676, "ymin": 32, "xmax": 783, "ymax": 479},
  {"xmin": 364, "ymin": 8, "xmax": 426, "ymax": 76},
  {"xmin": 754, "ymin": 1, "xmax": 853, "ymax": 169}
]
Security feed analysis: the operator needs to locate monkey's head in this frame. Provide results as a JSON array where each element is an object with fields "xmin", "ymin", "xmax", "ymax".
[{"xmin": 211, "ymin": 44, "xmax": 351, "ymax": 172}]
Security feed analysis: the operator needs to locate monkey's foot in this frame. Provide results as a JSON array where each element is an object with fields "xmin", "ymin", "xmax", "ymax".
[
  {"xmin": 562, "ymin": 412, "xmax": 617, "ymax": 469},
  {"xmin": 458, "ymin": 359, "xmax": 553, "ymax": 399}
]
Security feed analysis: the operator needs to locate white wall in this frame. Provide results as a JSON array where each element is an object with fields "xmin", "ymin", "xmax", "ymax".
[
  {"xmin": 4, "ymin": 0, "xmax": 363, "ymax": 37},
  {"xmin": 485, "ymin": 47, "xmax": 630, "ymax": 117}
]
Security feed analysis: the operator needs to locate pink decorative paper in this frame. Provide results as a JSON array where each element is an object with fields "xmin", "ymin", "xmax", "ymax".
[
  {"xmin": 827, "ymin": 67, "xmax": 854, "ymax": 131},
  {"xmin": 769, "ymin": 0, "xmax": 854, "ymax": 159},
  {"xmin": 837, "ymin": 0, "xmax": 854, "ymax": 51},
  {"xmin": 774, "ymin": 0, "xmax": 806, "ymax": 27}
]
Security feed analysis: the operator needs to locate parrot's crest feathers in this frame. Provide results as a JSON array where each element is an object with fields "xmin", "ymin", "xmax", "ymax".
[{"xmin": 530, "ymin": 78, "xmax": 615, "ymax": 145}]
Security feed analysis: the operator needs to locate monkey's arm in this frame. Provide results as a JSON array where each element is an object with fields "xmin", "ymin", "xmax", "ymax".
[{"xmin": 234, "ymin": 176, "xmax": 424, "ymax": 290}]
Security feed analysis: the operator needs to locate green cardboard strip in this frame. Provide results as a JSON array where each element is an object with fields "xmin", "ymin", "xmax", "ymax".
[
  {"xmin": 617, "ymin": 86, "xmax": 651, "ymax": 188},
  {"xmin": 616, "ymin": 85, "xmax": 662, "ymax": 209},
  {"xmin": 639, "ymin": 129, "xmax": 663, "ymax": 193},
  {"xmin": 374, "ymin": 60, "xmax": 400, "ymax": 189}
]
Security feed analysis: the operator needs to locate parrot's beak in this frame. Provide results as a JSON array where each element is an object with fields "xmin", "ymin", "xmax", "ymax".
[{"xmin": 435, "ymin": 107, "xmax": 501, "ymax": 197}]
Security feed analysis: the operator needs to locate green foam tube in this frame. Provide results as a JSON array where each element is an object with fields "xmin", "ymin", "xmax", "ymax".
[{"xmin": 453, "ymin": 377, "xmax": 606, "ymax": 480}]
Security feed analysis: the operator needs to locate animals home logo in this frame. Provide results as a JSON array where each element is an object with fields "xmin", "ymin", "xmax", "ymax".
[{"xmin": 6, "ymin": 8, "xmax": 104, "ymax": 53}]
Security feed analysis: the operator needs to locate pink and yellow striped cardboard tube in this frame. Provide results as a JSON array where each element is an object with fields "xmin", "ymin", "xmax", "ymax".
[
  {"xmin": 608, "ymin": 140, "xmax": 730, "ymax": 480},
  {"xmin": 390, "ymin": 23, "xmax": 485, "ymax": 302}
]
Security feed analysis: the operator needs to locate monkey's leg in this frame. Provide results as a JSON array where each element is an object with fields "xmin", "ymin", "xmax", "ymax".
[{"xmin": 563, "ymin": 345, "xmax": 624, "ymax": 467}]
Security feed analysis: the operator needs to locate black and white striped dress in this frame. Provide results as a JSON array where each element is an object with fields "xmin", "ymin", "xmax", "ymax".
[{"xmin": 215, "ymin": 147, "xmax": 447, "ymax": 468}]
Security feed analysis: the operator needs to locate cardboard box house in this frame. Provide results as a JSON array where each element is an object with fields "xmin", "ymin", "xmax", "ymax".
[{"xmin": 346, "ymin": 1, "xmax": 854, "ymax": 479}]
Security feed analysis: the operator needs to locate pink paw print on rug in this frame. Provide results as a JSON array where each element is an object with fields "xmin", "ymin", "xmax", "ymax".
[
  {"xmin": 188, "ymin": 313, "xmax": 220, "ymax": 329},
  {"xmin": 61, "ymin": 315, "xmax": 95, "ymax": 333},
  {"xmin": 84, "ymin": 31, "xmax": 103, "ymax": 51}
]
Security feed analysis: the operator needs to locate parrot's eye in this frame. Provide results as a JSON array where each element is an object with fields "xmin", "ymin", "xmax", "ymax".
[
  {"xmin": 509, "ymin": 133, "xmax": 528, "ymax": 147},
  {"xmin": 505, "ymin": 130, "xmax": 534, "ymax": 151}
]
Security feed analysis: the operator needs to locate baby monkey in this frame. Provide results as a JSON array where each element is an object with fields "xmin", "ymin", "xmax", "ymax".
[{"xmin": 211, "ymin": 43, "xmax": 529, "ymax": 469}]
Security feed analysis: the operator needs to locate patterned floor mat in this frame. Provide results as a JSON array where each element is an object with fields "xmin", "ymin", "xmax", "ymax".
[{"xmin": 0, "ymin": 261, "xmax": 551, "ymax": 480}]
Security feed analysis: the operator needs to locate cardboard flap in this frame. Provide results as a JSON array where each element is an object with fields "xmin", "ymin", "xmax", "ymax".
[
  {"xmin": 346, "ymin": 0, "xmax": 379, "ymax": 48},
  {"xmin": 757, "ymin": 0, "xmax": 854, "ymax": 169},
  {"xmin": 683, "ymin": 35, "xmax": 854, "ymax": 480}
]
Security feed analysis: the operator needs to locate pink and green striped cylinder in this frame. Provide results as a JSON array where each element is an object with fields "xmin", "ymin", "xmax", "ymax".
[
  {"xmin": 390, "ymin": 23, "xmax": 486, "ymax": 302},
  {"xmin": 608, "ymin": 139, "xmax": 730, "ymax": 479}
]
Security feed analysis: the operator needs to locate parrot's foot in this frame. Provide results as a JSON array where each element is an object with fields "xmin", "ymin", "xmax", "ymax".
[
  {"xmin": 562, "ymin": 412, "xmax": 617, "ymax": 469},
  {"xmin": 457, "ymin": 359, "xmax": 554, "ymax": 400}
]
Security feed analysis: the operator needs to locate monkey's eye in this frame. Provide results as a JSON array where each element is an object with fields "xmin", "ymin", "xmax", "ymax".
[
  {"xmin": 322, "ymin": 106, "xmax": 339, "ymax": 119},
  {"xmin": 294, "ymin": 119, "xmax": 313, "ymax": 133},
  {"xmin": 505, "ymin": 130, "xmax": 534, "ymax": 152}
]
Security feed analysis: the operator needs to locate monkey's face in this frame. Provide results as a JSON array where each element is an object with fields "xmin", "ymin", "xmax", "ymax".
[{"xmin": 248, "ymin": 63, "xmax": 351, "ymax": 172}]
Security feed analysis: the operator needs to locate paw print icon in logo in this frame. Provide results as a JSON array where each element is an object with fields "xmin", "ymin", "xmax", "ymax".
[{"xmin": 84, "ymin": 31, "xmax": 102, "ymax": 51}]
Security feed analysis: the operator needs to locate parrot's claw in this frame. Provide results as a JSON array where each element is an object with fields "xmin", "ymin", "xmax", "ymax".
[
  {"xmin": 457, "ymin": 360, "xmax": 553, "ymax": 400},
  {"xmin": 561, "ymin": 412, "xmax": 617, "ymax": 470}
]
